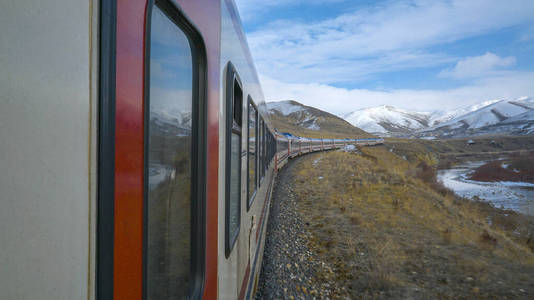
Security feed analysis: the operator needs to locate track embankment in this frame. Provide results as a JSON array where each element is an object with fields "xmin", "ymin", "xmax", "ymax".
[{"xmin": 257, "ymin": 148, "xmax": 534, "ymax": 299}]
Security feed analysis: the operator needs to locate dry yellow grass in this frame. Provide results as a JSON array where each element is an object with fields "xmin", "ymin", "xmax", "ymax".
[{"xmin": 290, "ymin": 147, "xmax": 534, "ymax": 298}]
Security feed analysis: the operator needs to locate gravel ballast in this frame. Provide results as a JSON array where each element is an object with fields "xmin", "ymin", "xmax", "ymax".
[{"xmin": 255, "ymin": 154, "xmax": 342, "ymax": 300}]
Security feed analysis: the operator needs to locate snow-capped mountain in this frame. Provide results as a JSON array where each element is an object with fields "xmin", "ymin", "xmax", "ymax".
[
  {"xmin": 428, "ymin": 99, "xmax": 501, "ymax": 127},
  {"xmin": 421, "ymin": 97, "xmax": 534, "ymax": 137},
  {"xmin": 267, "ymin": 100, "xmax": 321, "ymax": 130},
  {"xmin": 342, "ymin": 105, "xmax": 431, "ymax": 136},
  {"xmin": 267, "ymin": 100, "xmax": 373, "ymax": 138},
  {"xmin": 342, "ymin": 97, "xmax": 534, "ymax": 138},
  {"xmin": 150, "ymin": 109, "xmax": 192, "ymax": 137},
  {"xmin": 431, "ymin": 99, "xmax": 531, "ymax": 129},
  {"xmin": 267, "ymin": 101, "xmax": 306, "ymax": 117}
]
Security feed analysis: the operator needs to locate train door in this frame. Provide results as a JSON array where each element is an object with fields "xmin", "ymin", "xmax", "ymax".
[
  {"xmin": 144, "ymin": 3, "xmax": 207, "ymax": 299},
  {"xmin": 100, "ymin": 1, "xmax": 212, "ymax": 299}
]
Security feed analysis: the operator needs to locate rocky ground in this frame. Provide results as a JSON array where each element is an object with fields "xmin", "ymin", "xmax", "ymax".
[{"xmin": 255, "ymin": 154, "xmax": 347, "ymax": 300}]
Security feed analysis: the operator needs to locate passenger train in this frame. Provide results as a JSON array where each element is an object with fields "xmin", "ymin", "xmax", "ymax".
[{"xmin": 0, "ymin": 0, "xmax": 383, "ymax": 299}]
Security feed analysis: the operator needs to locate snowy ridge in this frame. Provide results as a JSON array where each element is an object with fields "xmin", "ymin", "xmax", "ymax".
[
  {"xmin": 504, "ymin": 110, "xmax": 534, "ymax": 123},
  {"xmin": 267, "ymin": 100, "xmax": 322, "ymax": 130},
  {"xmin": 266, "ymin": 100, "xmax": 372, "ymax": 137},
  {"xmin": 343, "ymin": 105, "xmax": 430, "ymax": 136},
  {"xmin": 429, "ymin": 99, "xmax": 501, "ymax": 126},
  {"xmin": 150, "ymin": 109, "xmax": 192, "ymax": 136},
  {"xmin": 342, "ymin": 96, "xmax": 534, "ymax": 138},
  {"xmin": 267, "ymin": 100, "xmax": 305, "ymax": 116},
  {"xmin": 431, "ymin": 99, "xmax": 530, "ymax": 130}
]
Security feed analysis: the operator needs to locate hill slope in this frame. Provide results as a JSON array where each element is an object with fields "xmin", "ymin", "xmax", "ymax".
[
  {"xmin": 342, "ymin": 105, "xmax": 430, "ymax": 136},
  {"xmin": 421, "ymin": 97, "xmax": 534, "ymax": 137},
  {"xmin": 342, "ymin": 97, "xmax": 534, "ymax": 138},
  {"xmin": 267, "ymin": 100, "xmax": 374, "ymax": 139}
]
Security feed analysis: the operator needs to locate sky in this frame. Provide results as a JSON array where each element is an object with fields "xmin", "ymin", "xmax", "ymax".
[{"xmin": 234, "ymin": 0, "xmax": 534, "ymax": 115}]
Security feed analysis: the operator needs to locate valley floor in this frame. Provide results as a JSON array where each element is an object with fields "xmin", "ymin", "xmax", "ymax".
[{"xmin": 257, "ymin": 145, "xmax": 534, "ymax": 299}]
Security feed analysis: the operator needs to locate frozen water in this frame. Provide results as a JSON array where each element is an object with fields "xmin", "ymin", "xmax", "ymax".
[{"xmin": 438, "ymin": 161, "xmax": 534, "ymax": 216}]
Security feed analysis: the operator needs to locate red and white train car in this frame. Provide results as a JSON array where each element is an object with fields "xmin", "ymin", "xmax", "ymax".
[
  {"xmin": 0, "ymin": 1, "xmax": 384, "ymax": 299},
  {"xmin": 0, "ymin": 0, "xmax": 278, "ymax": 299}
]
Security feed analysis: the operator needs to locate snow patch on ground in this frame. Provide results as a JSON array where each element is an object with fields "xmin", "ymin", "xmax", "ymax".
[
  {"xmin": 267, "ymin": 101, "xmax": 304, "ymax": 116},
  {"xmin": 438, "ymin": 162, "xmax": 534, "ymax": 216}
]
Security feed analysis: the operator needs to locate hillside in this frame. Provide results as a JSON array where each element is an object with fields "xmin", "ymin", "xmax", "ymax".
[
  {"xmin": 421, "ymin": 97, "xmax": 534, "ymax": 138},
  {"xmin": 258, "ymin": 147, "xmax": 534, "ymax": 299},
  {"xmin": 267, "ymin": 100, "xmax": 374, "ymax": 139},
  {"xmin": 342, "ymin": 97, "xmax": 534, "ymax": 138},
  {"xmin": 342, "ymin": 105, "xmax": 430, "ymax": 136}
]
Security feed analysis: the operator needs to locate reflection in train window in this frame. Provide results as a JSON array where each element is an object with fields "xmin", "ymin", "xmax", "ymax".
[
  {"xmin": 225, "ymin": 63, "xmax": 243, "ymax": 256},
  {"xmin": 248, "ymin": 98, "xmax": 257, "ymax": 209},
  {"xmin": 258, "ymin": 117, "xmax": 265, "ymax": 182},
  {"xmin": 146, "ymin": 5, "xmax": 193, "ymax": 299},
  {"xmin": 262, "ymin": 121, "xmax": 266, "ymax": 178}
]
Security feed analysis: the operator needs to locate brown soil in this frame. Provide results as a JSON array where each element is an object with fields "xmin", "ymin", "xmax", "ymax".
[{"xmin": 469, "ymin": 154, "xmax": 534, "ymax": 183}]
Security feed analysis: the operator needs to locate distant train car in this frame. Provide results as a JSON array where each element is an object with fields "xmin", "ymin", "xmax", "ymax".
[{"xmin": 0, "ymin": 0, "xmax": 383, "ymax": 299}]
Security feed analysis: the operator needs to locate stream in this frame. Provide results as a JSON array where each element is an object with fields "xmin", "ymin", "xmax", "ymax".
[{"xmin": 437, "ymin": 161, "xmax": 534, "ymax": 216}]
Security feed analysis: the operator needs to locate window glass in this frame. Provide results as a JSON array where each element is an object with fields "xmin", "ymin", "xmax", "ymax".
[
  {"xmin": 262, "ymin": 123, "xmax": 267, "ymax": 176},
  {"xmin": 226, "ymin": 71, "xmax": 242, "ymax": 254},
  {"xmin": 229, "ymin": 133, "xmax": 241, "ymax": 235},
  {"xmin": 248, "ymin": 101, "xmax": 257, "ymax": 206},
  {"xmin": 147, "ymin": 5, "xmax": 193, "ymax": 299},
  {"xmin": 257, "ymin": 119, "xmax": 262, "ymax": 183},
  {"xmin": 277, "ymin": 139, "xmax": 288, "ymax": 154},
  {"xmin": 259, "ymin": 117, "xmax": 265, "ymax": 179}
]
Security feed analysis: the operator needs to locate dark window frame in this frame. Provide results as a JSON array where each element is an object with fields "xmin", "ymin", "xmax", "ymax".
[
  {"xmin": 143, "ymin": 0, "xmax": 207, "ymax": 298},
  {"xmin": 97, "ymin": 0, "xmax": 116, "ymax": 299},
  {"xmin": 247, "ymin": 96, "xmax": 258, "ymax": 211},
  {"xmin": 258, "ymin": 117, "xmax": 264, "ymax": 183},
  {"xmin": 262, "ymin": 122, "xmax": 267, "ymax": 178},
  {"xmin": 225, "ymin": 62, "xmax": 243, "ymax": 258}
]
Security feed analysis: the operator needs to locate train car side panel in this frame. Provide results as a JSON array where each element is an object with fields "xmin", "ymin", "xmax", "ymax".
[{"xmin": 0, "ymin": 1, "xmax": 97, "ymax": 299}]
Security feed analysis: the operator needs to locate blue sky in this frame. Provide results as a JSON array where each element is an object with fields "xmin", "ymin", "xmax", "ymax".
[{"xmin": 234, "ymin": 0, "xmax": 534, "ymax": 114}]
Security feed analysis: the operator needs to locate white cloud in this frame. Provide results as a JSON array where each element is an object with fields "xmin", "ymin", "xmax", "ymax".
[
  {"xmin": 245, "ymin": 0, "xmax": 534, "ymax": 85},
  {"xmin": 150, "ymin": 87, "xmax": 192, "ymax": 113},
  {"xmin": 236, "ymin": 0, "xmax": 534, "ymax": 115},
  {"xmin": 439, "ymin": 52, "xmax": 516, "ymax": 79},
  {"xmin": 235, "ymin": 0, "xmax": 346, "ymax": 21},
  {"xmin": 262, "ymin": 71, "xmax": 534, "ymax": 114}
]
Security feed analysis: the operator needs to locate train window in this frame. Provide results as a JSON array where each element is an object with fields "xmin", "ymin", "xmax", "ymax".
[
  {"xmin": 257, "ymin": 118, "xmax": 262, "ymax": 185},
  {"xmin": 145, "ymin": 2, "xmax": 206, "ymax": 298},
  {"xmin": 263, "ymin": 122, "xmax": 266, "ymax": 176},
  {"xmin": 225, "ymin": 63, "xmax": 243, "ymax": 257},
  {"xmin": 247, "ymin": 98, "xmax": 257, "ymax": 210},
  {"xmin": 262, "ymin": 122, "xmax": 267, "ymax": 177},
  {"xmin": 259, "ymin": 117, "xmax": 265, "ymax": 181},
  {"xmin": 146, "ymin": 4, "xmax": 192, "ymax": 299},
  {"xmin": 268, "ymin": 132, "xmax": 270, "ymax": 164},
  {"xmin": 277, "ymin": 138, "xmax": 288, "ymax": 154}
]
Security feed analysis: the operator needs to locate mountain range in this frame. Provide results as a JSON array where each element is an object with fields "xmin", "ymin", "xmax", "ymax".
[
  {"xmin": 266, "ymin": 100, "xmax": 374, "ymax": 138},
  {"xmin": 341, "ymin": 97, "xmax": 534, "ymax": 138}
]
